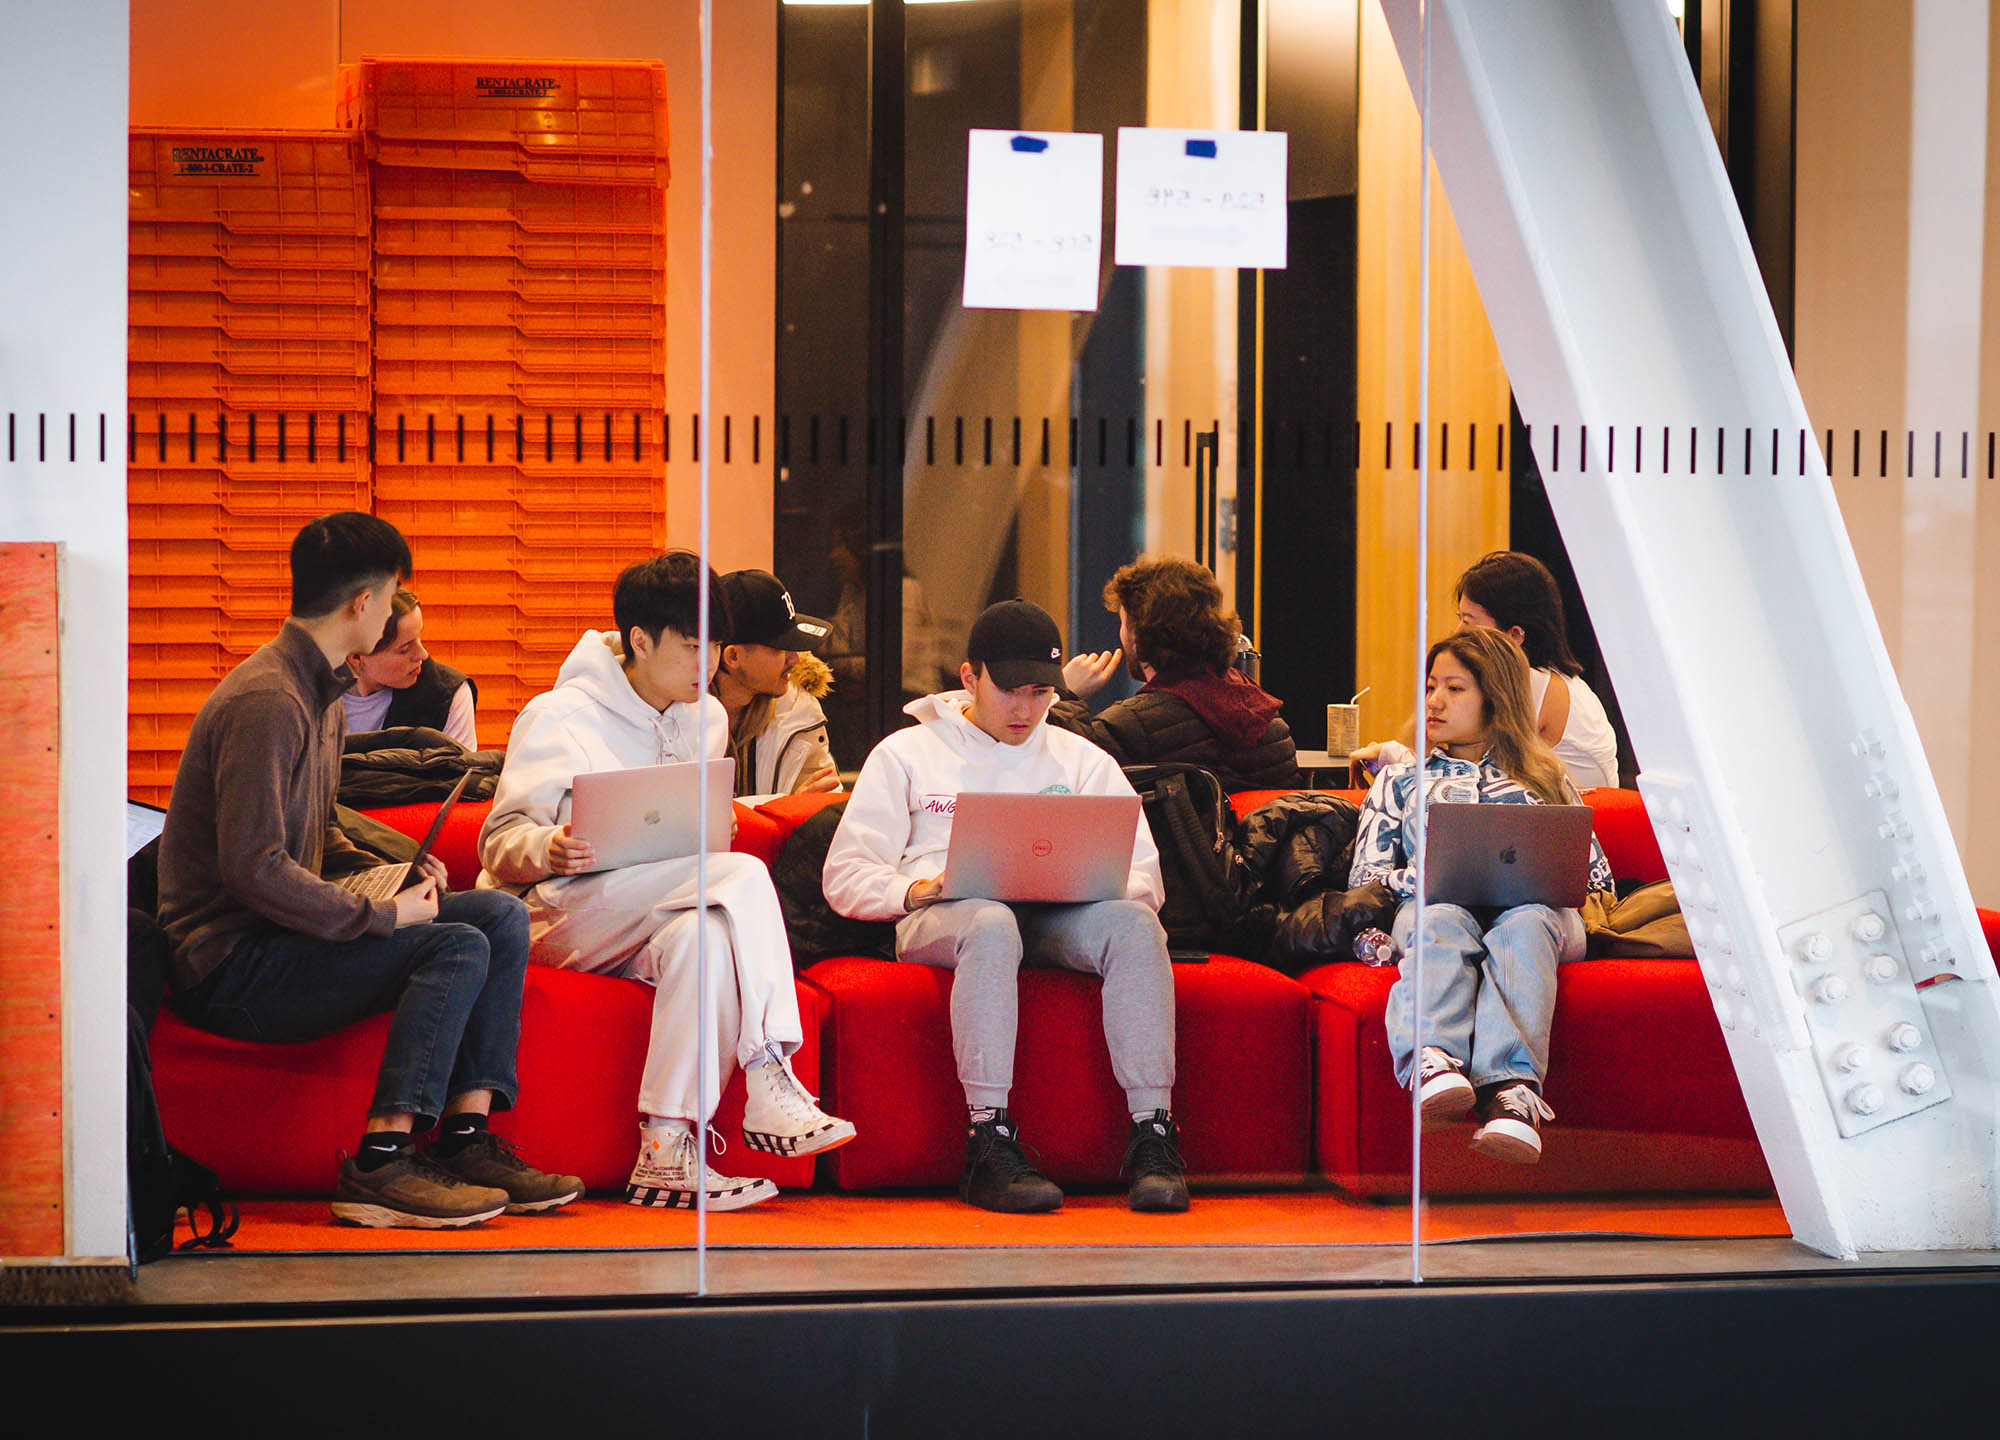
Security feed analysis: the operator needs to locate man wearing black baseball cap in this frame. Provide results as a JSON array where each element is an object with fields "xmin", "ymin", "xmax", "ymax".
[
  {"xmin": 823, "ymin": 597, "xmax": 1189, "ymax": 1215},
  {"xmin": 712, "ymin": 569, "xmax": 841, "ymax": 800}
]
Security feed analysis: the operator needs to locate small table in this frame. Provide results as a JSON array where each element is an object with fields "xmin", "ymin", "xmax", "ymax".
[{"xmin": 1293, "ymin": 749, "xmax": 1358, "ymax": 789}]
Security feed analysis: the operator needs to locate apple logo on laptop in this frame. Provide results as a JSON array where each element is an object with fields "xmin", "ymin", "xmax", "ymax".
[
  {"xmin": 1032, "ymin": 839, "xmax": 1053, "ymax": 858},
  {"xmin": 643, "ymin": 810, "xmax": 661, "ymax": 826},
  {"xmin": 1498, "ymin": 845, "xmax": 1517, "ymax": 865}
]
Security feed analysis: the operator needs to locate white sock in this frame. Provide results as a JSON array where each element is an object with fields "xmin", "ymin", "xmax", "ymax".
[{"xmin": 642, "ymin": 1116, "xmax": 693, "ymax": 1135}]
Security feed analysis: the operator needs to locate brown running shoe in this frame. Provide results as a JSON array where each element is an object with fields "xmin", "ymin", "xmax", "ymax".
[{"xmin": 430, "ymin": 1130, "xmax": 584, "ymax": 1213}]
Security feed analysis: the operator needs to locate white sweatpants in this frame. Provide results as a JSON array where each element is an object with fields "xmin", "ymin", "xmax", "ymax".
[{"xmin": 523, "ymin": 850, "xmax": 804, "ymax": 1122}]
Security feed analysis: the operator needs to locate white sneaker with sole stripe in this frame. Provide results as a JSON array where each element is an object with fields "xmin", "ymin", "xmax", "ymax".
[
  {"xmin": 741, "ymin": 1055, "xmax": 857, "ymax": 1158},
  {"xmin": 626, "ymin": 1126, "xmax": 777, "ymax": 1211}
]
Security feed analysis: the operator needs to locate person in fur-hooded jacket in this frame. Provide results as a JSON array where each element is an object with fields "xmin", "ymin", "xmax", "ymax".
[
  {"xmin": 477, "ymin": 551, "xmax": 855, "ymax": 1215},
  {"xmin": 1050, "ymin": 556, "xmax": 1299, "ymax": 793},
  {"xmin": 711, "ymin": 568, "xmax": 842, "ymax": 802}
]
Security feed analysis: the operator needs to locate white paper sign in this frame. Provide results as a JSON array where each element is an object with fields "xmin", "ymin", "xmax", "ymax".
[
  {"xmin": 963, "ymin": 129, "xmax": 1103, "ymax": 312},
  {"xmin": 1113, "ymin": 127, "xmax": 1288, "ymax": 270}
]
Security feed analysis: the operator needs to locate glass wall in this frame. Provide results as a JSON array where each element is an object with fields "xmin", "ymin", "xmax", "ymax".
[{"xmin": 72, "ymin": 0, "xmax": 2000, "ymax": 1300}]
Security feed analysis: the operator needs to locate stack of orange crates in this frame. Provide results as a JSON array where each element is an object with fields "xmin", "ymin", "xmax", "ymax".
[
  {"xmin": 127, "ymin": 129, "xmax": 373, "ymax": 800},
  {"xmin": 341, "ymin": 58, "xmax": 671, "ymax": 744}
]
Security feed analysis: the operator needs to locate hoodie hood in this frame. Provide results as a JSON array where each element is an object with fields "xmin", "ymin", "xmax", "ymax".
[
  {"xmin": 555, "ymin": 630, "xmax": 658, "ymax": 723},
  {"xmin": 1144, "ymin": 667, "xmax": 1281, "ymax": 751}
]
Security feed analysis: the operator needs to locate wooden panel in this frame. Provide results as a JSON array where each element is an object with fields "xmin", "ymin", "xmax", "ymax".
[
  {"xmin": 0, "ymin": 544, "xmax": 64, "ymax": 1257},
  {"xmin": 1354, "ymin": 0, "xmax": 1510, "ymax": 743}
]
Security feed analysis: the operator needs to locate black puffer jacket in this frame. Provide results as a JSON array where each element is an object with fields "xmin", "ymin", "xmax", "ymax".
[
  {"xmin": 770, "ymin": 800, "xmax": 896, "ymax": 968},
  {"xmin": 1050, "ymin": 673, "xmax": 1299, "ymax": 793},
  {"xmin": 338, "ymin": 726, "xmax": 504, "ymax": 809},
  {"xmin": 1233, "ymin": 791, "xmax": 1395, "ymax": 976}
]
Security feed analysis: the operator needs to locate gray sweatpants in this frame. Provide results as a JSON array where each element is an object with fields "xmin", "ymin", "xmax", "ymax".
[{"xmin": 895, "ymin": 897, "xmax": 1176, "ymax": 1113}]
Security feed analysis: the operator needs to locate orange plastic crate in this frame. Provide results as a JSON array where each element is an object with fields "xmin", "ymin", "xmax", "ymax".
[
  {"xmin": 129, "ymin": 329, "xmax": 371, "ymax": 374},
  {"xmin": 130, "ymin": 291, "xmax": 371, "ymax": 340},
  {"xmin": 130, "ymin": 253, "xmax": 372, "ymax": 304},
  {"xmin": 372, "ymin": 461, "xmax": 661, "ymax": 498},
  {"xmin": 371, "ymin": 362, "xmax": 666, "ymax": 410},
  {"xmin": 372, "ymin": 250, "xmax": 665, "ymax": 301},
  {"xmin": 371, "ymin": 165, "xmax": 662, "ymax": 229},
  {"xmin": 128, "ymin": 461, "xmax": 368, "ymax": 510},
  {"xmin": 373, "ymin": 289, "xmax": 662, "ymax": 337},
  {"xmin": 341, "ymin": 56, "xmax": 669, "ymax": 155},
  {"xmin": 130, "ymin": 129, "xmax": 369, "ymax": 235},
  {"xmin": 372, "ymin": 214, "xmax": 667, "ymax": 269},
  {"xmin": 128, "ymin": 361, "xmax": 372, "ymax": 410},
  {"xmin": 125, "ymin": 406, "xmax": 371, "ymax": 469},
  {"xmin": 130, "ymin": 640, "xmax": 239, "ymax": 679},
  {"xmin": 128, "ymin": 223, "xmax": 371, "ymax": 269},
  {"xmin": 129, "ymin": 537, "xmax": 297, "ymax": 581}
]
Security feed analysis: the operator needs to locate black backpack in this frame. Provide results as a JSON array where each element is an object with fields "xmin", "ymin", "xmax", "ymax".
[
  {"xmin": 1124, "ymin": 764, "xmax": 1243, "ymax": 960},
  {"xmin": 127, "ymin": 907, "xmax": 238, "ymax": 1262},
  {"xmin": 771, "ymin": 799, "xmax": 896, "ymax": 968}
]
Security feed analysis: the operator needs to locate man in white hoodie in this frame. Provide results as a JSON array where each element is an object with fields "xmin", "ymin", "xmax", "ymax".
[
  {"xmin": 823, "ymin": 599, "xmax": 1189, "ymax": 1214},
  {"xmin": 477, "ymin": 551, "xmax": 855, "ymax": 1210}
]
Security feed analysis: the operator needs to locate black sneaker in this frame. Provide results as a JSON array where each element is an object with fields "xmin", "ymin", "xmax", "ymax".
[
  {"xmin": 330, "ymin": 1149, "xmax": 508, "ymax": 1229},
  {"xmin": 959, "ymin": 1114, "xmax": 1063, "ymax": 1214},
  {"xmin": 1121, "ymin": 1110, "xmax": 1190, "ymax": 1213},
  {"xmin": 430, "ymin": 1130, "xmax": 585, "ymax": 1214}
]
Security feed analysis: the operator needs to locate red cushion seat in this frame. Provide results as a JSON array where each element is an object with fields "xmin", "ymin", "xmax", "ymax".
[{"xmin": 805, "ymin": 954, "xmax": 1311, "ymax": 1189}]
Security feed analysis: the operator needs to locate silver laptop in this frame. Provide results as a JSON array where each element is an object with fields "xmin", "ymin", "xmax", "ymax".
[
  {"xmin": 569, "ymin": 757, "xmax": 735, "ymax": 872},
  {"xmin": 336, "ymin": 772, "xmax": 473, "ymax": 899},
  {"xmin": 940, "ymin": 792, "xmax": 1142, "ymax": 904},
  {"xmin": 1422, "ymin": 801, "xmax": 1594, "ymax": 910}
]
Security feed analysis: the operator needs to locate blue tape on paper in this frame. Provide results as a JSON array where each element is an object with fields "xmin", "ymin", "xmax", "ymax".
[
  {"xmin": 1185, "ymin": 138, "xmax": 1218, "ymax": 158},
  {"xmin": 1011, "ymin": 135, "xmax": 1049, "ymax": 153}
]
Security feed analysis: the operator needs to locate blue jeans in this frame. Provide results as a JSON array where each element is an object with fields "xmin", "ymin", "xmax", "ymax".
[
  {"xmin": 1382, "ymin": 900, "xmax": 1586, "ymax": 1091},
  {"xmin": 175, "ymin": 889, "xmax": 530, "ymax": 1125}
]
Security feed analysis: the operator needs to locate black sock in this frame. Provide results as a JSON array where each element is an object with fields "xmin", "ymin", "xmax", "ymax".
[
  {"xmin": 433, "ymin": 1112, "xmax": 489, "ymax": 1157},
  {"xmin": 356, "ymin": 1131, "xmax": 412, "ymax": 1172}
]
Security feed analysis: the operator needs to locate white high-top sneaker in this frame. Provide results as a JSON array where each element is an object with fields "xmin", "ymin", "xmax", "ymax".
[
  {"xmin": 626, "ymin": 1126, "xmax": 777, "ymax": 1211},
  {"xmin": 741, "ymin": 1053, "xmax": 857, "ymax": 1158}
]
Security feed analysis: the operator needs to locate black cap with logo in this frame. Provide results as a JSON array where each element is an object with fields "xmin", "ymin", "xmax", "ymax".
[
  {"xmin": 966, "ymin": 598, "xmax": 1065, "ymax": 690},
  {"xmin": 718, "ymin": 570, "xmax": 831, "ymax": 652}
]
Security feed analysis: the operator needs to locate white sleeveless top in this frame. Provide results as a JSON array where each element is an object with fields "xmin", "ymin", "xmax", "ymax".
[{"xmin": 1528, "ymin": 668, "xmax": 1618, "ymax": 789}]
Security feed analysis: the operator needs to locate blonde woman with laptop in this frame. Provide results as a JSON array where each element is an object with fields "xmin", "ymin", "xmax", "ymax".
[{"xmin": 1348, "ymin": 628, "xmax": 1614, "ymax": 1164}]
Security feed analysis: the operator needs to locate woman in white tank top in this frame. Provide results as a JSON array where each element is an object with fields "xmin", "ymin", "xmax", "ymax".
[{"xmin": 1456, "ymin": 552, "xmax": 1620, "ymax": 789}]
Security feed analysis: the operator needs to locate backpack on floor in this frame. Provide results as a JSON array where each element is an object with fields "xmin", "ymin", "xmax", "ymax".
[
  {"xmin": 1123, "ymin": 763, "xmax": 1243, "ymax": 961},
  {"xmin": 127, "ymin": 910, "xmax": 238, "ymax": 1262}
]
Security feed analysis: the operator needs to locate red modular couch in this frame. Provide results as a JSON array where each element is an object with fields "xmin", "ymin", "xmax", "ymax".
[
  {"xmin": 150, "ymin": 784, "xmax": 2000, "ymax": 1202},
  {"xmin": 149, "ymin": 799, "xmax": 824, "ymax": 1195},
  {"xmin": 1271, "ymin": 787, "xmax": 1771, "ymax": 1197}
]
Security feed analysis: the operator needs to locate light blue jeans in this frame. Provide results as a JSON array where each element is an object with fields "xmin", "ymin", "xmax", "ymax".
[{"xmin": 1383, "ymin": 900, "xmax": 1586, "ymax": 1091}]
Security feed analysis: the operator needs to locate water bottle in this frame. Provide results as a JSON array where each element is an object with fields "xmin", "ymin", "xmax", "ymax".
[{"xmin": 1355, "ymin": 927, "xmax": 1399, "ymax": 967}]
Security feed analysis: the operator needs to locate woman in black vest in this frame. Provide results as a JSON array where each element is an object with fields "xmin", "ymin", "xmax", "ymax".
[{"xmin": 344, "ymin": 588, "xmax": 480, "ymax": 749}]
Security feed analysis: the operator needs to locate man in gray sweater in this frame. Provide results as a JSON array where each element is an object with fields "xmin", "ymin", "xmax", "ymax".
[{"xmin": 158, "ymin": 512, "xmax": 580, "ymax": 1229}]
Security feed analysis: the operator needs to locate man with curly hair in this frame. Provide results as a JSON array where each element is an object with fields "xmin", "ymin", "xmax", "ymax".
[
  {"xmin": 711, "ymin": 569, "xmax": 842, "ymax": 801},
  {"xmin": 1051, "ymin": 555, "xmax": 1299, "ymax": 792}
]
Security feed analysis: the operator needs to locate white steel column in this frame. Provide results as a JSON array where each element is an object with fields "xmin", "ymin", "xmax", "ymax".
[{"xmin": 1381, "ymin": 0, "xmax": 2000, "ymax": 1258}]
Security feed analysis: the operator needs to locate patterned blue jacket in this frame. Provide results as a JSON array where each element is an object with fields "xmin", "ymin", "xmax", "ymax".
[{"xmin": 1347, "ymin": 748, "xmax": 1614, "ymax": 902}]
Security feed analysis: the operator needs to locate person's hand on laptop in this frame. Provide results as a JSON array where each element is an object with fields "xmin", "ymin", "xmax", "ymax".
[
  {"xmin": 417, "ymin": 853, "xmax": 449, "ymax": 887},
  {"xmin": 546, "ymin": 824, "xmax": 596, "ymax": 877},
  {"xmin": 1061, "ymin": 648, "xmax": 1122, "ymax": 699},
  {"xmin": 393, "ymin": 876, "xmax": 440, "ymax": 928},
  {"xmin": 905, "ymin": 875, "xmax": 945, "ymax": 911}
]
